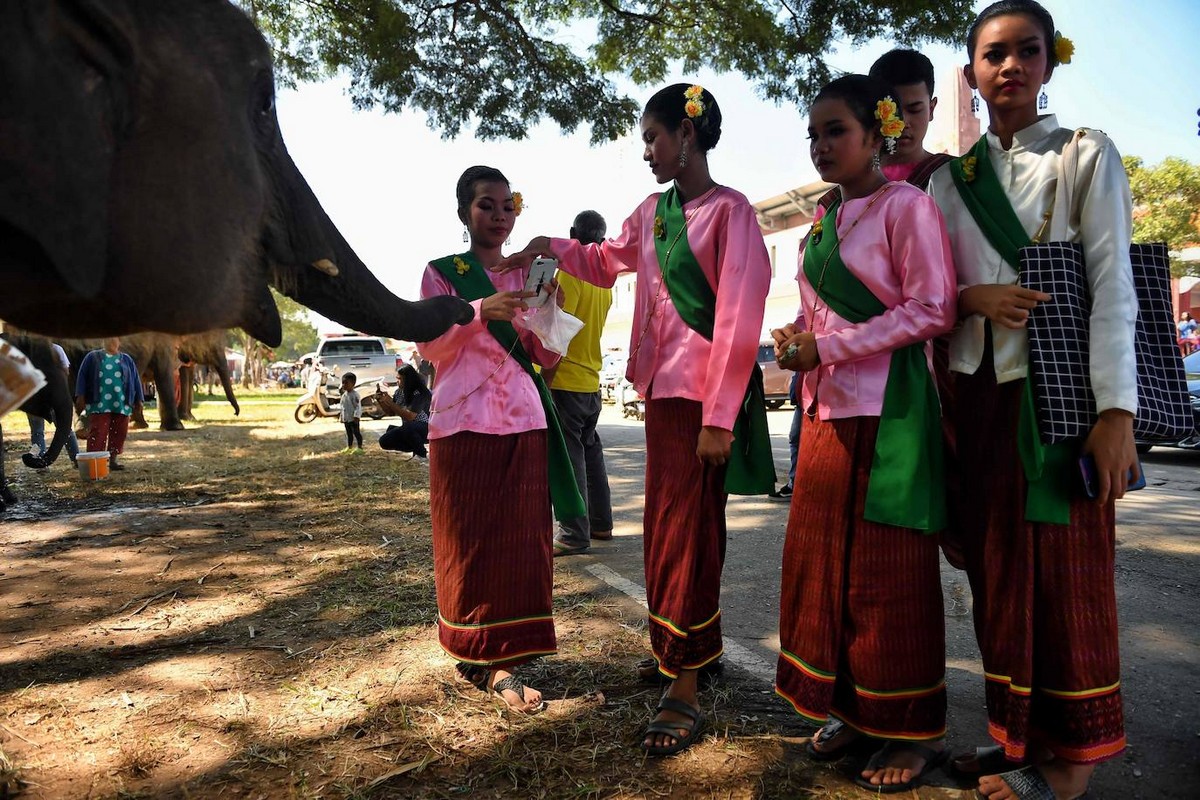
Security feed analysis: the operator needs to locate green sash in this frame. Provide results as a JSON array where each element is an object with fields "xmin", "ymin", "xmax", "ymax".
[
  {"xmin": 431, "ymin": 252, "xmax": 586, "ymax": 522},
  {"xmin": 803, "ymin": 198, "xmax": 946, "ymax": 532},
  {"xmin": 652, "ymin": 187, "xmax": 776, "ymax": 495},
  {"xmin": 950, "ymin": 137, "xmax": 1071, "ymax": 524}
]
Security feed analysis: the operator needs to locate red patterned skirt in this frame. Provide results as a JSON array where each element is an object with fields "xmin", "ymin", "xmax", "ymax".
[
  {"xmin": 775, "ymin": 415, "xmax": 947, "ymax": 740},
  {"xmin": 954, "ymin": 360, "xmax": 1124, "ymax": 764},
  {"xmin": 642, "ymin": 398, "xmax": 728, "ymax": 678},
  {"xmin": 429, "ymin": 430, "xmax": 556, "ymax": 668}
]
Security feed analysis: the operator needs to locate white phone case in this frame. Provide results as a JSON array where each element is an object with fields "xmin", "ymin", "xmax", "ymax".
[{"xmin": 524, "ymin": 258, "xmax": 558, "ymax": 308}]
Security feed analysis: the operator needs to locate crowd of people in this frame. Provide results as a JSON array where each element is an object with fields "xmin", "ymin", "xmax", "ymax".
[
  {"xmin": 412, "ymin": 2, "xmax": 1143, "ymax": 799},
  {"xmin": 1, "ymin": 2, "xmax": 1155, "ymax": 798}
]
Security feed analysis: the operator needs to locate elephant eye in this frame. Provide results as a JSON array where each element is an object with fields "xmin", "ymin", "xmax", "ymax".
[{"xmin": 251, "ymin": 71, "xmax": 277, "ymax": 133}]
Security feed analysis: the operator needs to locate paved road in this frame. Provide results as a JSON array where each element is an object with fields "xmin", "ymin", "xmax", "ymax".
[{"xmin": 565, "ymin": 403, "xmax": 1199, "ymax": 799}]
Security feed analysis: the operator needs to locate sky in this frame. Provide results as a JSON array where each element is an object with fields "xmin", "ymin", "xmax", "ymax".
[{"xmin": 271, "ymin": 0, "xmax": 1200, "ymax": 335}]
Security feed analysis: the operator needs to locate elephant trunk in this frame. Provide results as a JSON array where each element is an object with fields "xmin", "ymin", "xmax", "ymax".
[
  {"xmin": 262, "ymin": 139, "xmax": 474, "ymax": 344},
  {"xmin": 217, "ymin": 360, "xmax": 240, "ymax": 416}
]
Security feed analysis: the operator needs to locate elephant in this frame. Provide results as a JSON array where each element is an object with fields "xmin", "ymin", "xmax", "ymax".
[
  {"xmin": 0, "ymin": 333, "xmax": 77, "ymax": 511},
  {"xmin": 0, "ymin": 1, "xmax": 472, "ymax": 346}
]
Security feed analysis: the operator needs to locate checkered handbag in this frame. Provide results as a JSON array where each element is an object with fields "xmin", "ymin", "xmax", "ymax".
[{"xmin": 1020, "ymin": 240, "xmax": 1192, "ymax": 444}]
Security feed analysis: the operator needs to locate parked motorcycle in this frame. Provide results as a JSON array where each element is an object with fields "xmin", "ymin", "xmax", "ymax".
[
  {"xmin": 617, "ymin": 378, "xmax": 645, "ymax": 421},
  {"xmin": 294, "ymin": 371, "xmax": 385, "ymax": 424}
]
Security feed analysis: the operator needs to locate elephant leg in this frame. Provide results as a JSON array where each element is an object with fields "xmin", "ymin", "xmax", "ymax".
[
  {"xmin": 177, "ymin": 364, "xmax": 196, "ymax": 421},
  {"xmin": 131, "ymin": 394, "xmax": 150, "ymax": 428},
  {"xmin": 155, "ymin": 358, "xmax": 184, "ymax": 431}
]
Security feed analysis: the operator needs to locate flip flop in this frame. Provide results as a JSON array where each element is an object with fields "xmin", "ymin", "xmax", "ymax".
[
  {"xmin": 804, "ymin": 718, "xmax": 872, "ymax": 762},
  {"xmin": 976, "ymin": 766, "xmax": 1060, "ymax": 800},
  {"xmin": 854, "ymin": 740, "xmax": 949, "ymax": 794},
  {"xmin": 641, "ymin": 697, "xmax": 705, "ymax": 757},
  {"xmin": 454, "ymin": 662, "xmax": 546, "ymax": 714},
  {"xmin": 950, "ymin": 744, "xmax": 1016, "ymax": 778},
  {"xmin": 490, "ymin": 674, "xmax": 547, "ymax": 714}
]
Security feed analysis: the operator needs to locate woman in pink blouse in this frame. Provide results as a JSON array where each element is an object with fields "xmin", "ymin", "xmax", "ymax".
[
  {"xmin": 417, "ymin": 165, "xmax": 582, "ymax": 714},
  {"xmin": 770, "ymin": 75, "xmax": 956, "ymax": 793},
  {"xmin": 502, "ymin": 84, "xmax": 773, "ymax": 756}
]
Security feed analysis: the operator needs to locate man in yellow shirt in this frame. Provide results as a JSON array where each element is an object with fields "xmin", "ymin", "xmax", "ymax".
[{"xmin": 547, "ymin": 211, "xmax": 614, "ymax": 555}]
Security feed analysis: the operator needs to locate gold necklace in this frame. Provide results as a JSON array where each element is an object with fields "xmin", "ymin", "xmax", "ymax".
[
  {"xmin": 628, "ymin": 184, "xmax": 721, "ymax": 365},
  {"xmin": 805, "ymin": 182, "xmax": 893, "ymax": 330}
]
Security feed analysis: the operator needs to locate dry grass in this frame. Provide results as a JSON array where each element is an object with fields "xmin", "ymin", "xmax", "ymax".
[{"xmin": 0, "ymin": 396, "xmax": 969, "ymax": 799}]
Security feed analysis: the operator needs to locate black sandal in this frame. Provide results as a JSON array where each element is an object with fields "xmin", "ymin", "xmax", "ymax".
[
  {"xmin": 455, "ymin": 661, "xmax": 488, "ymax": 690},
  {"xmin": 455, "ymin": 662, "xmax": 546, "ymax": 714},
  {"xmin": 949, "ymin": 744, "xmax": 1017, "ymax": 778},
  {"xmin": 853, "ymin": 740, "xmax": 949, "ymax": 794},
  {"xmin": 804, "ymin": 719, "xmax": 872, "ymax": 762},
  {"xmin": 641, "ymin": 697, "xmax": 705, "ymax": 757},
  {"xmin": 491, "ymin": 674, "xmax": 547, "ymax": 714},
  {"xmin": 635, "ymin": 657, "xmax": 723, "ymax": 686}
]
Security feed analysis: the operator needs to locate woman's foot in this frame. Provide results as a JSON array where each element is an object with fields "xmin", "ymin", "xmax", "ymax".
[
  {"xmin": 977, "ymin": 761, "xmax": 1094, "ymax": 800},
  {"xmin": 858, "ymin": 739, "xmax": 947, "ymax": 791},
  {"xmin": 487, "ymin": 668, "xmax": 544, "ymax": 713},
  {"xmin": 643, "ymin": 669, "xmax": 700, "ymax": 751},
  {"xmin": 805, "ymin": 718, "xmax": 863, "ymax": 760}
]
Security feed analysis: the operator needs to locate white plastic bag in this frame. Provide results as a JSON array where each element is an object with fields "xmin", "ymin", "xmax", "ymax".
[{"xmin": 523, "ymin": 295, "xmax": 584, "ymax": 356}]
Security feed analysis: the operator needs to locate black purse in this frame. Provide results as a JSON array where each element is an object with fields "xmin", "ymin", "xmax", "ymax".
[
  {"xmin": 1019, "ymin": 130, "xmax": 1192, "ymax": 445},
  {"xmin": 1021, "ymin": 241, "xmax": 1192, "ymax": 443}
]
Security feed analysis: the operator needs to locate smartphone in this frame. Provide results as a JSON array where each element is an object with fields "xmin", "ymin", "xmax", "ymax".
[
  {"xmin": 523, "ymin": 257, "xmax": 558, "ymax": 308},
  {"xmin": 1078, "ymin": 455, "xmax": 1147, "ymax": 499}
]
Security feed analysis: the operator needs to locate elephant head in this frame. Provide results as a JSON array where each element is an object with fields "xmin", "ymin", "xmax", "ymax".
[{"xmin": 0, "ymin": 1, "xmax": 472, "ymax": 346}]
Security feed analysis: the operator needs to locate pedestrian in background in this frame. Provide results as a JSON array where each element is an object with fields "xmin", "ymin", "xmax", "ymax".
[
  {"xmin": 544, "ymin": 210, "xmax": 615, "ymax": 555},
  {"xmin": 75, "ymin": 337, "xmax": 142, "ymax": 471}
]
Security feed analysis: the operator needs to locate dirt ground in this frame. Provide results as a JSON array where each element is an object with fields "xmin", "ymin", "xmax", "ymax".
[{"xmin": 2, "ymin": 393, "xmax": 932, "ymax": 800}]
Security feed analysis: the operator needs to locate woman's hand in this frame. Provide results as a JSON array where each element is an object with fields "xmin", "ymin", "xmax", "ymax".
[
  {"xmin": 494, "ymin": 236, "xmax": 552, "ymax": 273},
  {"xmin": 1082, "ymin": 409, "xmax": 1138, "ymax": 505},
  {"xmin": 696, "ymin": 426, "xmax": 733, "ymax": 466},
  {"xmin": 481, "ymin": 291, "xmax": 534, "ymax": 322},
  {"xmin": 959, "ymin": 284, "xmax": 1051, "ymax": 329},
  {"xmin": 776, "ymin": 331, "xmax": 820, "ymax": 372}
]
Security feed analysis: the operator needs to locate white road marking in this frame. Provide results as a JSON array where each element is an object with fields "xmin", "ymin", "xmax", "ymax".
[{"xmin": 583, "ymin": 563, "xmax": 777, "ymax": 685}]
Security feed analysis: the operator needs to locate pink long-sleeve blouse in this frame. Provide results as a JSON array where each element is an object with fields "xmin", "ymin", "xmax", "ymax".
[
  {"xmin": 549, "ymin": 186, "xmax": 771, "ymax": 432},
  {"xmin": 797, "ymin": 181, "xmax": 956, "ymax": 419},
  {"xmin": 416, "ymin": 264, "xmax": 561, "ymax": 440}
]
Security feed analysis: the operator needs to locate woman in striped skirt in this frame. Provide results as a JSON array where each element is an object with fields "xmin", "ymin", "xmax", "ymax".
[{"xmin": 417, "ymin": 166, "xmax": 584, "ymax": 713}]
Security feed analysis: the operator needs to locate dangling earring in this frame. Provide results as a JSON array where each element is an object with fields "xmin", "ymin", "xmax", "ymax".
[
  {"xmin": 871, "ymin": 151, "xmax": 881, "ymax": 171},
  {"xmin": 505, "ymin": 235, "xmax": 511, "ymax": 246},
  {"xmin": 1038, "ymin": 89, "xmax": 1049, "ymax": 110},
  {"xmin": 462, "ymin": 226, "xmax": 468, "ymax": 243},
  {"xmin": 678, "ymin": 140, "xmax": 689, "ymax": 169},
  {"xmin": 971, "ymin": 90, "xmax": 980, "ymax": 113}
]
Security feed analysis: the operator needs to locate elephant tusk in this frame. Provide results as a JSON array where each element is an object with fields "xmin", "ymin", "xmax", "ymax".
[{"xmin": 311, "ymin": 259, "xmax": 339, "ymax": 276}]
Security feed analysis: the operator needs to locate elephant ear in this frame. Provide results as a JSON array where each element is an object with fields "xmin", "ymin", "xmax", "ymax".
[{"xmin": 0, "ymin": 1, "xmax": 135, "ymax": 297}]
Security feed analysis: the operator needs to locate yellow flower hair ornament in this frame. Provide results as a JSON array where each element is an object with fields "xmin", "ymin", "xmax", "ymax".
[
  {"xmin": 453, "ymin": 256, "xmax": 470, "ymax": 275},
  {"xmin": 875, "ymin": 97, "xmax": 905, "ymax": 154},
  {"xmin": 512, "ymin": 192, "xmax": 524, "ymax": 216},
  {"xmin": 684, "ymin": 85, "xmax": 706, "ymax": 118},
  {"xmin": 1054, "ymin": 32, "xmax": 1074, "ymax": 65}
]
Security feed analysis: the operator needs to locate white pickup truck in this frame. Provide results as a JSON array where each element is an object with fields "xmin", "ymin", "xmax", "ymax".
[{"xmin": 313, "ymin": 335, "xmax": 403, "ymax": 387}]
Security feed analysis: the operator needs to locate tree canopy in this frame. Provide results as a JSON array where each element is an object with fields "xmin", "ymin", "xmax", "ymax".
[
  {"xmin": 236, "ymin": 0, "xmax": 972, "ymax": 144},
  {"xmin": 1125, "ymin": 155, "xmax": 1200, "ymax": 277}
]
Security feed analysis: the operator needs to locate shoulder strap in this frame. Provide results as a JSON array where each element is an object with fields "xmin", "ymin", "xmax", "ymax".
[{"xmin": 908, "ymin": 153, "xmax": 954, "ymax": 190}]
